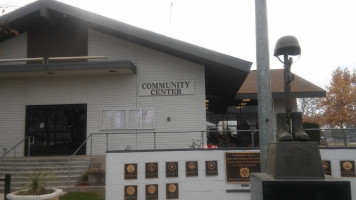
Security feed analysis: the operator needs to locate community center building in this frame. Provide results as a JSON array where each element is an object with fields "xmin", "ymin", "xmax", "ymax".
[{"xmin": 0, "ymin": 0, "xmax": 325, "ymax": 156}]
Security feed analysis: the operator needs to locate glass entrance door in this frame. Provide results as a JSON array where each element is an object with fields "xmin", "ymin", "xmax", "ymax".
[{"xmin": 25, "ymin": 104, "xmax": 87, "ymax": 156}]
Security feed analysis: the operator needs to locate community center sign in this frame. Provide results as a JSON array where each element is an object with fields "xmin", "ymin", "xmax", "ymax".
[{"xmin": 139, "ymin": 81, "xmax": 194, "ymax": 96}]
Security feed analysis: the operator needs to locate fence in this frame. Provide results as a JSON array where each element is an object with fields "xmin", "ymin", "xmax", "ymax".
[
  {"xmin": 318, "ymin": 128, "xmax": 356, "ymax": 147},
  {"xmin": 86, "ymin": 130, "xmax": 206, "ymax": 155},
  {"xmin": 1, "ymin": 128, "xmax": 355, "ymax": 159}
]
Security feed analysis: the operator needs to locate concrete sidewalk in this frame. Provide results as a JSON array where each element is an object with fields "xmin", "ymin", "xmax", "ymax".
[{"xmin": 0, "ymin": 193, "xmax": 3, "ymax": 199}]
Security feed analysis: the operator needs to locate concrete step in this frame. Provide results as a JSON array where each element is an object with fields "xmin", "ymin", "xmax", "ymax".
[{"xmin": 0, "ymin": 156, "xmax": 92, "ymax": 193}]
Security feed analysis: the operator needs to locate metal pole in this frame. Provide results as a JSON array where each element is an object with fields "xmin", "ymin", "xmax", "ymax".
[
  {"xmin": 255, "ymin": 0, "xmax": 274, "ymax": 172},
  {"xmin": 90, "ymin": 135, "xmax": 93, "ymax": 156},
  {"xmin": 4, "ymin": 174, "xmax": 11, "ymax": 200},
  {"xmin": 251, "ymin": 130, "xmax": 255, "ymax": 148},
  {"xmin": 13, "ymin": 149, "xmax": 16, "ymax": 171},
  {"xmin": 106, "ymin": 133, "xmax": 109, "ymax": 152},
  {"xmin": 153, "ymin": 132, "xmax": 156, "ymax": 150},
  {"xmin": 27, "ymin": 137, "xmax": 30, "ymax": 157}
]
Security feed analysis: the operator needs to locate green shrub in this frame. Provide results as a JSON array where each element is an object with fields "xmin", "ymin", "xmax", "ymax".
[{"xmin": 17, "ymin": 171, "xmax": 55, "ymax": 195}]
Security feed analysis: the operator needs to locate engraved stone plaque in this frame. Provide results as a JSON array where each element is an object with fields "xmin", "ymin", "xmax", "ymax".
[
  {"xmin": 146, "ymin": 162, "xmax": 158, "ymax": 178},
  {"xmin": 146, "ymin": 184, "xmax": 158, "ymax": 200},
  {"xmin": 322, "ymin": 160, "xmax": 332, "ymax": 176},
  {"xmin": 225, "ymin": 152, "xmax": 260, "ymax": 183},
  {"xmin": 166, "ymin": 183, "xmax": 179, "ymax": 199},
  {"xmin": 186, "ymin": 161, "xmax": 198, "ymax": 177},
  {"xmin": 125, "ymin": 185, "xmax": 137, "ymax": 200},
  {"xmin": 266, "ymin": 142, "xmax": 325, "ymax": 179},
  {"xmin": 125, "ymin": 163, "xmax": 137, "ymax": 180},
  {"xmin": 166, "ymin": 162, "xmax": 178, "ymax": 177},
  {"xmin": 206, "ymin": 160, "xmax": 218, "ymax": 176},
  {"xmin": 340, "ymin": 160, "xmax": 356, "ymax": 177}
]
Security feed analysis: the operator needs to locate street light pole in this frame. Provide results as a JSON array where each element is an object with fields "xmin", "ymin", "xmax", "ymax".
[{"xmin": 255, "ymin": 0, "xmax": 274, "ymax": 172}]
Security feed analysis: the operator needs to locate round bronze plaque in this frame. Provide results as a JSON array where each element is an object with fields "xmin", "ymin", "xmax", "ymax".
[
  {"xmin": 168, "ymin": 184, "xmax": 176, "ymax": 193},
  {"xmin": 208, "ymin": 161, "xmax": 216, "ymax": 170},
  {"xmin": 147, "ymin": 185, "xmax": 156, "ymax": 194},
  {"xmin": 343, "ymin": 161, "xmax": 353, "ymax": 170},
  {"xmin": 322, "ymin": 161, "xmax": 329, "ymax": 169},
  {"xmin": 168, "ymin": 162, "xmax": 177, "ymax": 170},
  {"xmin": 127, "ymin": 164, "xmax": 136, "ymax": 173},
  {"xmin": 240, "ymin": 167, "xmax": 250, "ymax": 178},
  {"xmin": 147, "ymin": 163, "xmax": 156, "ymax": 172},
  {"xmin": 188, "ymin": 162, "xmax": 196, "ymax": 170},
  {"xmin": 127, "ymin": 186, "xmax": 136, "ymax": 195}
]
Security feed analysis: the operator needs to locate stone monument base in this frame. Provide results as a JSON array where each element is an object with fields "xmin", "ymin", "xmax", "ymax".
[{"xmin": 250, "ymin": 173, "xmax": 351, "ymax": 200}]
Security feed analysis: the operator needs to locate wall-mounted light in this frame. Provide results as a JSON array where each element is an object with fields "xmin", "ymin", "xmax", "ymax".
[{"xmin": 167, "ymin": 117, "xmax": 171, "ymax": 122}]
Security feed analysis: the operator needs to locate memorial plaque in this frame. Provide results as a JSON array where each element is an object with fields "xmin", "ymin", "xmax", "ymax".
[
  {"xmin": 125, "ymin": 185, "xmax": 137, "ymax": 200},
  {"xmin": 322, "ymin": 160, "xmax": 332, "ymax": 176},
  {"xmin": 166, "ymin": 183, "xmax": 179, "ymax": 199},
  {"xmin": 186, "ymin": 161, "xmax": 198, "ymax": 176},
  {"xmin": 125, "ymin": 163, "xmax": 137, "ymax": 180},
  {"xmin": 225, "ymin": 152, "xmax": 260, "ymax": 183},
  {"xmin": 146, "ymin": 162, "xmax": 158, "ymax": 178},
  {"xmin": 340, "ymin": 160, "xmax": 356, "ymax": 177},
  {"xmin": 166, "ymin": 162, "xmax": 178, "ymax": 177},
  {"xmin": 146, "ymin": 184, "xmax": 158, "ymax": 200},
  {"xmin": 206, "ymin": 160, "xmax": 218, "ymax": 176}
]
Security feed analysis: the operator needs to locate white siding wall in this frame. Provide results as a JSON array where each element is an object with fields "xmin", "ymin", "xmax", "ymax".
[
  {"xmin": 0, "ymin": 32, "xmax": 27, "ymax": 62},
  {"xmin": 87, "ymin": 29, "xmax": 206, "ymax": 153},
  {"xmin": 0, "ymin": 34, "xmax": 27, "ymax": 156},
  {"xmin": 0, "ymin": 29, "xmax": 206, "ymax": 156},
  {"xmin": 26, "ymin": 76, "xmax": 88, "ymax": 105},
  {"xmin": 0, "ymin": 78, "xmax": 26, "ymax": 156}
]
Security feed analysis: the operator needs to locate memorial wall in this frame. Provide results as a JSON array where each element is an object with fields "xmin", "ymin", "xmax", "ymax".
[
  {"xmin": 106, "ymin": 149, "xmax": 259, "ymax": 200},
  {"xmin": 106, "ymin": 148, "xmax": 356, "ymax": 200}
]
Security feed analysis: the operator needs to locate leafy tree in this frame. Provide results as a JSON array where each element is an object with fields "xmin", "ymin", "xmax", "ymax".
[
  {"xmin": 0, "ymin": 21, "xmax": 19, "ymax": 40},
  {"xmin": 298, "ymin": 97, "xmax": 324, "ymax": 125},
  {"xmin": 320, "ymin": 67, "xmax": 356, "ymax": 128},
  {"xmin": 0, "ymin": 3, "xmax": 19, "ymax": 40}
]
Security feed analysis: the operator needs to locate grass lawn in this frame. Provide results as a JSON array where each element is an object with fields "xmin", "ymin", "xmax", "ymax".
[{"xmin": 59, "ymin": 192, "xmax": 105, "ymax": 200}]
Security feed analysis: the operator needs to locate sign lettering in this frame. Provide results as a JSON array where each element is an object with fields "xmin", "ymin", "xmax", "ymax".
[{"xmin": 139, "ymin": 81, "xmax": 194, "ymax": 96}]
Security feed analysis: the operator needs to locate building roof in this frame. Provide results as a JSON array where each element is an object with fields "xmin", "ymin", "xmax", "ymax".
[
  {"xmin": 235, "ymin": 69, "xmax": 326, "ymax": 99},
  {"xmin": 0, "ymin": 0, "xmax": 252, "ymax": 98}
]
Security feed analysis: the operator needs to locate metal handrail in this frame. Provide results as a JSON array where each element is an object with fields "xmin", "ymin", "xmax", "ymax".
[
  {"xmin": 0, "ymin": 136, "xmax": 34, "ymax": 170},
  {"xmin": 66, "ymin": 134, "xmax": 94, "ymax": 186},
  {"xmin": 0, "ymin": 57, "xmax": 44, "ymax": 63},
  {"xmin": 65, "ymin": 130, "xmax": 206, "ymax": 186},
  {"xmin": 58, "ymin": 128, "xmax": 356, "ymax": 186},
  {"xmin": 47, "ymin": 56, "xmax": 106, "ymax": 62}
]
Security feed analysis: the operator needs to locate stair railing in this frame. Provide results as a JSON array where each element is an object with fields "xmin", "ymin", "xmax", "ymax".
[
  {"xmin": 66, "ymin": 134, "xmax": 94, "ymax": 187},
  {"xmin": 0, "ymin": 136, "xmax": 34, "ymax": 170}
]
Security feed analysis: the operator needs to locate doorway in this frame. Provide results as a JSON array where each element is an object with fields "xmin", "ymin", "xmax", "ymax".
[{"xmin": 25, "ymin": 104, "xmax": 87, "ymax": 156}]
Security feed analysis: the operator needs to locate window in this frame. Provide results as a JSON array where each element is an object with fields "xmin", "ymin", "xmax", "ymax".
[{"xmin": 100, "ymin": 109, "xmax": 155, "ymax": 130}]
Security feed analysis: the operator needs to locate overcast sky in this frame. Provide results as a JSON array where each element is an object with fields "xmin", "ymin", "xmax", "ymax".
[{"xmin": 2, "ymin": 0, "xmax": 356, "ymax": 89}]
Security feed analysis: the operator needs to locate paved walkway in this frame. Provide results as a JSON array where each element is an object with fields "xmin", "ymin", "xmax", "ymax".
[{"xmin": 0, "ymin": 193, "xmax": 4, "ymax": 199}]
